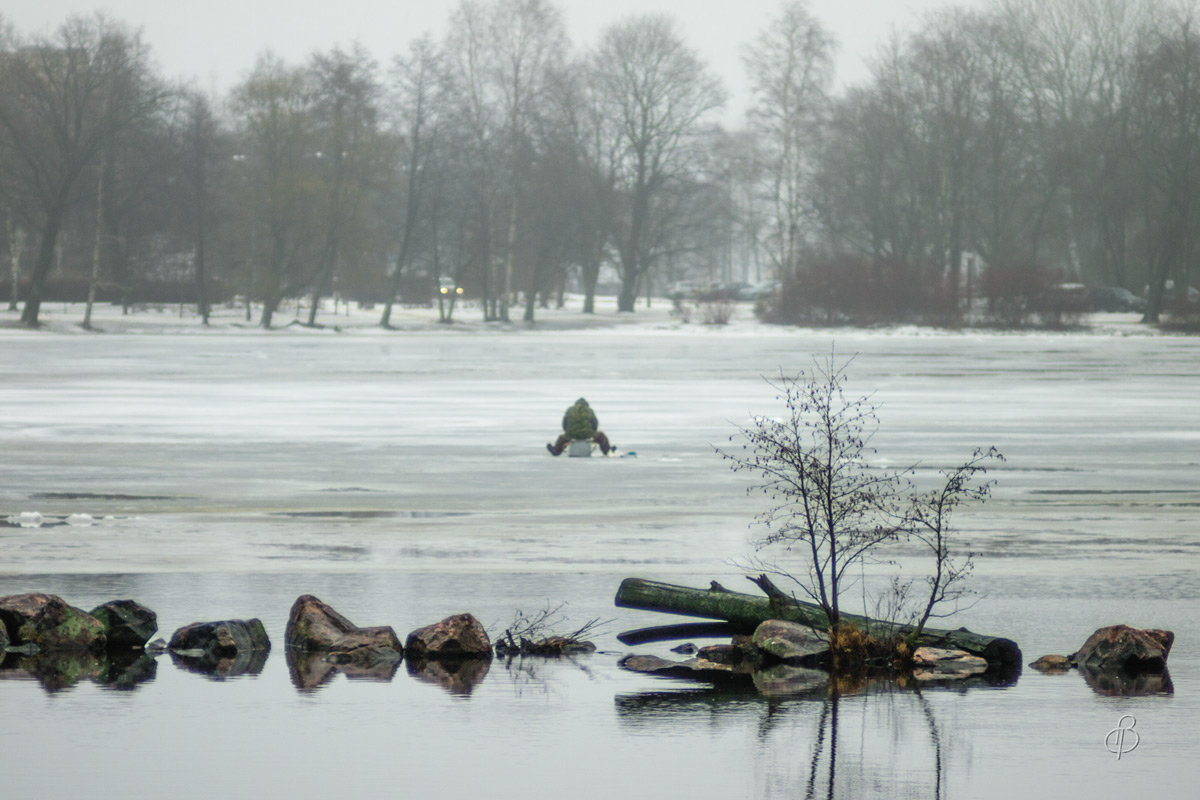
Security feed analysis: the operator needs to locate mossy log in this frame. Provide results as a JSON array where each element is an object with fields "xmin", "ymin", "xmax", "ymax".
[{"xmin": 615, "ymin": 577, "xmax": 1021, "ymax": 667}]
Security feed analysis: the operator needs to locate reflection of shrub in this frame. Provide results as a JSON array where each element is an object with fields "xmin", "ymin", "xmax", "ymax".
[{"xmin": 757, "ymin": 254, "xmax": 953, "ymax": 326}]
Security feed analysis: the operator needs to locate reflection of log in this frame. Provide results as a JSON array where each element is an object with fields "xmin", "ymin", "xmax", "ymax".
[
  {"xmin": 617, "ymin": 622, "xmax": 740, "ymax": 646},
  {"xmin": 615, "ymin": 577, "xmax": 1021, "ymax": 667}
]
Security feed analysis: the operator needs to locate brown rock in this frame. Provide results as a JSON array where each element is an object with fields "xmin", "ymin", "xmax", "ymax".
[
  {"xmin": 911, "ymin": 647, "xmax": 988, "ymax": 680},
  {"xmin": 1029, "ymin": 654, "xmax": 1072, "ymax": 673},
  {"xmin": 284, "ymin": 595, "xmax": 402, "ymax": 663},
  {"xmin": 405, "ymin": 613, "xmax": 491, "ymax": 659},
  {"xmin": 1072, "ymin": 625, "xmax": 1173, "ymax": 672},
  {"xmin": 0, "ymin": 593, "xmax": 106, "ymax": 652},
  {"xmin": 617, "ymin": 654, "xmax": 746, "ymax": 681},
  {"xmin": 696, "ymin": 644, "xmax": 743, "ymax": 665}
]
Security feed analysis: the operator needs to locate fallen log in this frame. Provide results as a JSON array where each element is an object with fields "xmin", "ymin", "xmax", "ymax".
[{"xmin": 615, "ymin": 577, "xmax": 1021, "ymax": 667}]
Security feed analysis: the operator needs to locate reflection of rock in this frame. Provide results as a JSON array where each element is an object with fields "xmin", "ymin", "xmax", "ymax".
[
  {"xmin": 752, "ymin": 664, "xmax": 828, "ymax": 698},
  {"xmin": 1, "ymin": 652, "xmax": 104, "ymax": 692},
  {"xmin": 0, "ymin": 593, "xmax": 106, "ymax": 652},
  {"xmin": 285, "ymin": 595, "xmax": 403, "ymax": 664},
  {"xmin": 405, "ymin": 614, "xmax": 491, "ymax": 659},
  {"xmin": 287, "ymin": 648, "xmax": 338, "ymax": 691},
  {"xmin": 286, "ymin": 647, "xmax": 401, "ymax": 691},
  {"xmin": 0, "ymin": 615, "xmax": 8, "ymax": 651},
  {"xmin": 407, "ymin": 656, "xmax": 491, "ymax": 695},
  {"xmin": 1080, "ymin": 664, "xmax": 1173, "ymax": 697},
  {"xmin": 911, "ymin": 648, "xmax": 988, "ymax": 681},
  {"xmin": 618, "ymin": 654, "xmax": 748, "ymax": 682},
  {"xmin": 1072, "ymin": 625, "xmax": 1173, "ymax": 672},
  {"xmin": 170, "ymin": 647, "xmax": 269, "ymax": 679},
  {"xmin": 752, "ymin": 620, "xmax": 828, "ymax": 664},
  {"xmin": 96, "ymin": 651, "xmax": 157, "ymax": 690},
  {"xmin": 1029, "ymin": 654, "xmax": 1072, "ymax": 673},
  {"xmin": 90, "ymin": 600, "xmax": 158, "ymax": 649},
  {"xmin": 169, "ymin": 618, "xmax": 271, "ymax": 659}
]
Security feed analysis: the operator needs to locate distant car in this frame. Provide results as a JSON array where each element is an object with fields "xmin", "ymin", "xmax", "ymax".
[
  {"xmin": 1089, "ymin": 286, "xmax": 1146, "ymax": 313},
  {"xmin": 437, "ymin": 277, "xmax": 463, "ymax": 298},
  {"xmin": 737, "ymin": 280, "xmax": 781, "ymax": 301},
  {"xmin": 696, "ymin": 282, "xmax": 750, "ymax": 302}
]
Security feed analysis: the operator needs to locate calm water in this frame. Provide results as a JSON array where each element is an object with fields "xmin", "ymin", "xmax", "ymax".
[{"xmin": 2, "ymin": 318, "xmax": 1197, "ymax": 798}]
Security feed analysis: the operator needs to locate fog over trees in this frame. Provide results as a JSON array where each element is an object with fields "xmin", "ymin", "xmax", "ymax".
[{"xmin": 2, "ymin": 0, "xmax": 1199, "ymax": 328}]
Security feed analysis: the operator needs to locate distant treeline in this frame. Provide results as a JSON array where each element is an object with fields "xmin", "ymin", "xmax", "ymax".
[{"xmin": 1, "ymin": 1, "xmax": 1196, "ymax": 328}]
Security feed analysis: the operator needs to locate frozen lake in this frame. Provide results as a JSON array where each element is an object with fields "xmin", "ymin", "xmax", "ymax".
[{"xmin": 1, "ymin": 303, "xmax": 1197, "ymax": 798}]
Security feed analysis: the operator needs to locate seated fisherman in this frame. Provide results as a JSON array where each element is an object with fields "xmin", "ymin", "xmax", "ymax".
[{"xmin": 547, "ymin": 397, "xmax": 614, "ymax": 455}]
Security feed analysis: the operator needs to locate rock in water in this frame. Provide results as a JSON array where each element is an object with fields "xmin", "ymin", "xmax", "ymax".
[
  {"xmin": 90, "ymin": 600, "xmax": 158, "ymax": 649},
  {"xmin": 169, "ymin": 619, "xmax": 270, "ymax": 658},
  {"xmin": 1072, "ymin": 625, "xmax": 1173, "ymax": 672},
  {"xmin": 911, "ymin": 647, "xmax": 989, "ymax": 680},
  {"xmin": 284, "ymin": 595, "xmax": 402, "ymax": 663},
  {"xmin": 1029, "ymin": 654, "xmax": 1072, "ymax": 673},
  {"xmin": 752, "ymin": 619, "xmax": 829, "ymax": 664},
  {"xmin": 405, "ymin": 614, "xmax": 491, "ymax": 659},
  {"xmin": 0, "ymin": 593, "xmax": 106, "ymax": 652}
]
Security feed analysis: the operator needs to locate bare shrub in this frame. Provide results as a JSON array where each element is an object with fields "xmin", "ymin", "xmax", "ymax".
[{"xmin": 698, "ymin": 299, "xmax": 734, "ymax": 325}]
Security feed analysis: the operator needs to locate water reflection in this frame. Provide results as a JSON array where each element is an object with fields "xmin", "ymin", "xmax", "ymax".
[
  {"xmin": 616, "ymin": 674, "xmax": 1016, "ymax": 798},
  {"xmin": 170, "ymin": 648, "xmax": 268, "ymax": 680},
  {"xmin": 1079, "ymin": 664, "xmax": 1173, "ymax": 697},
  {"xmin": 286, "ymin": 648, "xmax": 401, "ymax": 691},
  {"xmin": 406, "ymin": 657, "xmax": 491, "ymax": 696},
  {"xmin": 0, "ymin": 650, "xmax": 156, "ymax": 693}
]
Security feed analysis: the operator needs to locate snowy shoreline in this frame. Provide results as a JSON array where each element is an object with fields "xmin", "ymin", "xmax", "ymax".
[{"xmin": 0, "ymin": 297, "xmax": 1161, "ymax": 338}]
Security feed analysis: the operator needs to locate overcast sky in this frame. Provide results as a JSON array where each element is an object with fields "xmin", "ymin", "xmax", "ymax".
[{"xmin": 7, "ymin": 0, "xmax": 988, "ymax": 117}]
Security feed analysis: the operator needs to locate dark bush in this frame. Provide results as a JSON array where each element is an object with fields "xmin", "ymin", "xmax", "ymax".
[
  {"xmin": 757, "ymin": 253, "xmax": 953, "ymax": 326},
  {"xmin": 980, "ymin": 264, "xmax": 1084, "ymax": 328}
]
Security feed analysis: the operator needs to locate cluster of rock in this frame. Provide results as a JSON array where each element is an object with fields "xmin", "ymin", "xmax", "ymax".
[
  {"xmin": 0, "ymin": 591, "xmax": 523, "ymax": 693},
  {"xmin": 619, "ymin": 618, "xmax": 993, "ymax": 698},
  {"xmin": 284, "ymin": 597, "xmax": 497, "ymax": 693},
  {"xmin": 1029, "ymin": 624, "xmax": 1174, "ymax": 696},
  {"xmin": 0, "ymin": 593, "xmax": 161, "ymax": 690}
]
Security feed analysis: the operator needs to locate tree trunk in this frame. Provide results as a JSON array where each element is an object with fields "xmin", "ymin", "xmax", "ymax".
[
  {"xmin": 83, "ymin": 152, "xmax": 106, "ymax": 330},
  {"xmin": 614, "ymin": 577, "xmax": 1021, "ymax": 667},
  {"xmin": 7, "ymin": 216, "xmax": 23, "ymax": 312},
  {"xmin": 20, "ymin": 206, "xmax": 66, "ymax": 327}
]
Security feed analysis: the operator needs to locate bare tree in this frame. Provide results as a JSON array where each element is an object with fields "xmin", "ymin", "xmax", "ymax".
[
  {"xmin": 304, "ymin": 45, "xmax": 383, "ymax": 326},
  {"xmin": 1125, "ymin": 8, "xmax": 1200, "ymax": 322},
  {"xmin": 743, "ymin": 0, "xmax": 835, "ymax": 281},
  {"xmin": 0, "ymin": 15, "xmax": 158, "ymax": 327},
  {"xmin": 592, "ymin": 14, "xmax": 725, "ymax": 312},
  {"xmin": 720, "ymin": 358, "xmax": 906, "ymax": 628},
  {"xmin": 381, "ymin": 36, "xmax": 441, "ymax": 328},
  {"xmin": 230, "ymin": 53, "xmax": 320, "ymax": 328},
  {"xmin": 906, "ymin": 447, "xmax": 1002, "ymax": 635}
]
